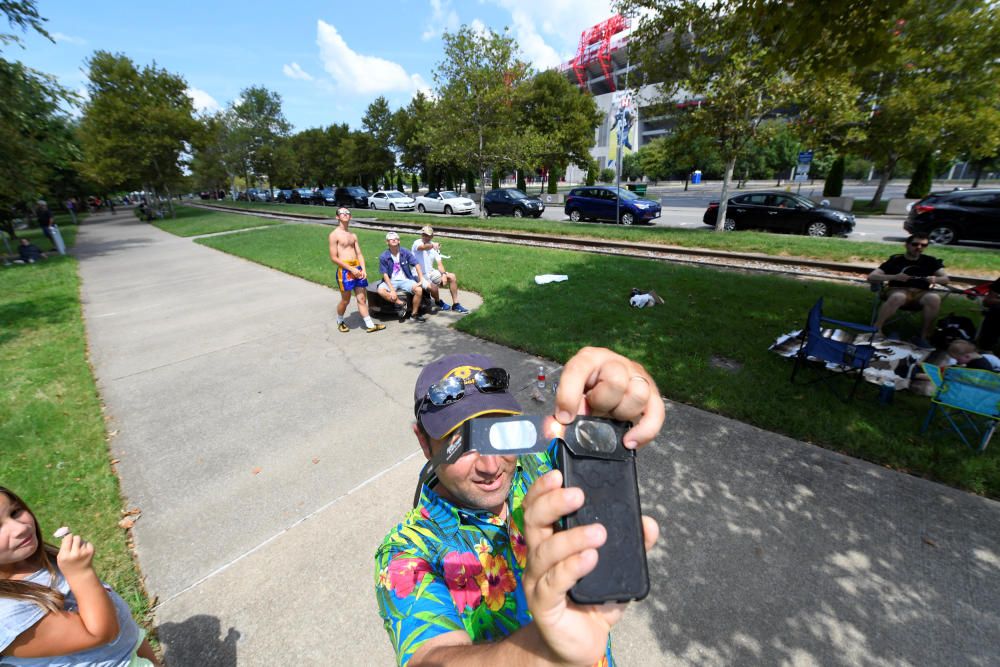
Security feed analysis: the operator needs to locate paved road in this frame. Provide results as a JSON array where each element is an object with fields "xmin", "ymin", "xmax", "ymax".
[{"xmin": 75, "ymin": 211, "xmax": 1000, "ymax": 666}]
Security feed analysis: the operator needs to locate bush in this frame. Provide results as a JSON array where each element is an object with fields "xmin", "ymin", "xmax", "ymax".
[
  {"xmin": 492, "ymin": 172, "xmax": 500, "ymax": 189},
  {"xmin": 547, "ymin": 170, "xmax": 559, "ymax": 194},
  {"xmin": 585, "ymin": 166, "xmax": 596, "ymax": 186},
  {"xmin": 824, "ymin": 156, "xmax": 845, "ymax": 197},
  {"xmin": 599, "ymin": 168, "xmax": 615, "ymax": 183},
  {"xmin": 410, "ymin": 173, "xmax": 419, "ymax": 194},
  {"xmin": 906, "ymin": 153, "xmax": 935, "ymax": 199},
  {"xmin": 517, "ymin": 171, "xmax": 527, "ymax": 192}
]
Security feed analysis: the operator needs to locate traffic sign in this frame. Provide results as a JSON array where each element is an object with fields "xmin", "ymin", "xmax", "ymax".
[
  {"xmin": 798, "ymin": 150, "xmax": 814, "ymax": 164},
  {"xmin": 793, "ymin": 173, "xmax": 809, "ymax": 182}
]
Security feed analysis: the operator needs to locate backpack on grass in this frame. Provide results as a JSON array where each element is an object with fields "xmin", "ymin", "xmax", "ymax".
[{"xmin": 931, "ymin": 313, "xmax": 976, "ymax": 350}]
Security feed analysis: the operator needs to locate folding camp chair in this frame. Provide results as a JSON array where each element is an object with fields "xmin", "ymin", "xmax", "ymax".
[
  {"xmin": 791, "ymin": 298, "xmax": 879, "ymax": 401},
  {"xmin": 919, "ymin": 363, "xmax": 1000, "ymax": 453}
]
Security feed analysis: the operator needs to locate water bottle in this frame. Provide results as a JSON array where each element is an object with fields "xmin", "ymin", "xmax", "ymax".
[
  {"xmin": 878, "ymin": 380, "xmax": 895, "ymax": 405},
  {"xmin": 536, "ymin": 366, "xmax": 546, "ymax": 390}
]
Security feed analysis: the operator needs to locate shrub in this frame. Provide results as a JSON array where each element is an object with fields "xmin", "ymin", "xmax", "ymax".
[
  {"xmin": 906, "ymin": 153, "xmax": 934, "ymax": 199},
  {"xmin": 824, "ymin": 156, "xmax": 845, "ymax": 197},
  {"xmin": 599, "ymin": 168, "xmax": 615, "ymax": 183}
]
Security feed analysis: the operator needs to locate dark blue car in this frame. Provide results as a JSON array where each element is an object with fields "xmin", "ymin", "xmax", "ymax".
[{"xmin": 564, "ymin": 186, "xmax": 661, "ymax": 225}]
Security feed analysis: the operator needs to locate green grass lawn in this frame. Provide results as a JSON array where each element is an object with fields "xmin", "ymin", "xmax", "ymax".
[
  {"xmin": 149, "ymin": 204, "xmax": 281, "ymax": 237},
  {"xmin": 198, "ymin": 218, "xmax": 999, "ymax": 497},
  {"xmin": 191, "ymin": 201, "xmax": 1000, "ymax": 276},
  {"xmin": 0, "ymin": 235, "xmax": 152, "ymax": 625}
]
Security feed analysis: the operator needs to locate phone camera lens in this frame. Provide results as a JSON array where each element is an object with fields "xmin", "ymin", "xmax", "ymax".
[{"xmin": 573, "ymin": 420, "xmax": 618, "ymax": 453}]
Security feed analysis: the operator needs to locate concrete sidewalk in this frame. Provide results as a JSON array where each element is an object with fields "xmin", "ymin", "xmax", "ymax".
[{"xmin": 76, "ymin": 211, "xmax": 1000, "ymax": 666}]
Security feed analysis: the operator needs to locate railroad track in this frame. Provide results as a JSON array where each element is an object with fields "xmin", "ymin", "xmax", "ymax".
[{"xmin": 187, "ymin": 203, "xmax": 987, "ymax": 288}]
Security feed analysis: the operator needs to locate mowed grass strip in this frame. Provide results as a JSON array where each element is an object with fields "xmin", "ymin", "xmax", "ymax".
[
  {"xmin": 192, "ymin": 201, "xmax": 1000, "ymax": 276},
  {"xmin": 0, "ymin": 229, "xmax": 152, "ymax": 621},
  {"xmin": 150, "ymin": 204, "xmax": 281, "ymax": 237},
  {"xmin": 197, "ymin": 217, "xmax": 998, "ymax": 497}
]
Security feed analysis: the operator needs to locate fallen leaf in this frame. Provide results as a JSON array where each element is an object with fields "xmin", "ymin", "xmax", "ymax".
[
  {"xmin": 108, "ymin": 429, "xmax": 119, "ymax": 437},
  {"xmin": 312, "ymin": 458, "xmax": 320, "ymax": 464},
  {"xmin": 118, "ymin": 517, "xmax": 135, "ymax": 530},
  {"xmin": 252, "ymin": 467, "xmax": 262, "ymax": 475},
  {"xmin": 122, "ymin": 507, "xmax": 141, "ymax": 517},
  {"xmin": 922, "ymin": 536, "xmax": 937, "ymax": 547},
  {"xmin": 110, "ymin": 459, "xmax": 120, "ymax": 465}
]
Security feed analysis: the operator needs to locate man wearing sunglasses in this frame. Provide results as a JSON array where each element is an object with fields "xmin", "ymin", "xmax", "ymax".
[
  {"xmin": 375, "ymin": 347, "xmax": 664, "ymax": 666},
  {"xmin": 377, "ymin": 231, "xmax": 428, "ymax": 323},
  {"xmin": 868, "ymin": 234, "xmax": 950, "ymax": 347}
]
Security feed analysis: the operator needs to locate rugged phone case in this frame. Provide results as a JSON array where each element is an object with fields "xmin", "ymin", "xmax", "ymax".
[{"xmin": 556, "ymin": 439, "xmax": 650, "ymax": 605}]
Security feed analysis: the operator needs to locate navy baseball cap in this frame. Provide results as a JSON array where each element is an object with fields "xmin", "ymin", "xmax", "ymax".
[{"xmin": 414, "ymin": 353, "xmax": 521, "ymax": 440}]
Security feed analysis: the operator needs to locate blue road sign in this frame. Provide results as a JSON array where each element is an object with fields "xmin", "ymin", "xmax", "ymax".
[{"xmin": 798, "ymin": 150, "xmax": 814, "ymax": 163}]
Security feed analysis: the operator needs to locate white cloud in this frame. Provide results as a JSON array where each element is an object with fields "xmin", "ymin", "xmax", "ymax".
[
  {"xmin": 508, "ymin": 9, "xmax": 561, "ymax": 70},
  {"xmin": 186, "ymin": 87, "xmax": 221, "ymax": 113},
  {"xmin": 422, "ymin": 0, "xmax": 460, "ymax": 40},
  {"xmin": 282, "ymin": 62, "xmax": 314, "ymax": 81},
  {"xmin": 316, "ymin": 20, "xmax": 427, "ymax": 95},
  {"xmin": 52, "ymin": 31, "xmax": 86, "ymax": 45}
]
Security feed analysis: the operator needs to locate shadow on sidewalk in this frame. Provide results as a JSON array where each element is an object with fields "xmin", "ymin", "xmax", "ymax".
[{"xmin": 158, "ymin": 615, "xmax": 239, "ymax": 667}]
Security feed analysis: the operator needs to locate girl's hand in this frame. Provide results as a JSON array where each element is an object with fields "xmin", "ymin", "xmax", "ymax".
[{"xmin": 56, "ymin": 533, "xmax": 96, "ymax": 579}]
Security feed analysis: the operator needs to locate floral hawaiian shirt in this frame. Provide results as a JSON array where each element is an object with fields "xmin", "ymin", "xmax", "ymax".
[{"xmin": 375, "ymin": 451, "xmax": 613, "ymax": 667}]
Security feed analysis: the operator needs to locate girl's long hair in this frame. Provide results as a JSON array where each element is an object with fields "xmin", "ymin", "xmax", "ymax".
[{"xmin": 0, "ymin": 487, "xmax": 64, "ymax": 612}]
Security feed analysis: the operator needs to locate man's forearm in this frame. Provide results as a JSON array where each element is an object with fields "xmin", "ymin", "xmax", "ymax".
[{"xmin": 411, "ymin": 622, "xmax": 568, "ymax": 667}]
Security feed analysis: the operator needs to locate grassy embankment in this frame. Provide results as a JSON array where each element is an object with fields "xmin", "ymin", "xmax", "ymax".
[
  {"xmin": 1, "ymin": 226, "xmax": 153, "ymax": 627},
  {"xmin": 194, "ymin": 200, "xmax": 1000, "ymax": 277},
  {"xmin": 186, "ymin": 214, "xmax": 998, "ymax": 497}
]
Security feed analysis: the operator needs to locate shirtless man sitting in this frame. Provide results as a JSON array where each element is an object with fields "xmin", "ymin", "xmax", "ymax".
[{"xmin": 329, "ymin": 208, "xmax": 385, "ymax": 333}]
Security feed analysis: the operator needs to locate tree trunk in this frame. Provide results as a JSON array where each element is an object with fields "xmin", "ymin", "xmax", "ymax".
[
  {"xmin": 972, "ymin": 159, "xmax": 984, "ymax": 188},
  {"xmin": 683, "ymin": 176, "xmax": 689, "ymax": 192},
  {"xmin": 164, "ymin": 184, "xmax": 176, "ymax": 218},
  {"xmin": 715, "ymin": 157, "xmax": 737, "ymax": 232},
  {"xmin": 870, "ymin": 157, "xmax": 896, "ymax": 208}
]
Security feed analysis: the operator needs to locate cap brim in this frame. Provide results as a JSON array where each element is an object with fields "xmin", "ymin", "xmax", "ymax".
[{"xmin": 419, "ymin": 390, "xmax": 522, "ymax": 440}]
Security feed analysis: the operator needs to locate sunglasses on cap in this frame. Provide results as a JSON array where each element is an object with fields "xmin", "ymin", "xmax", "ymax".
[{"xmin": 414, "ymin": 368, "xmax": 510, "ymax": 417}]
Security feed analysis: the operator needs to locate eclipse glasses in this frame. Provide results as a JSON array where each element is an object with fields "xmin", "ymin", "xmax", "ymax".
[{"xmin": 414, "ymin": 414, "xmax": 632, "ymax": 506}]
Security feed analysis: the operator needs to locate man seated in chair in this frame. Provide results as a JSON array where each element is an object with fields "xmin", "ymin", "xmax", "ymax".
[{"xmin": 868, "ymin": 234, "xmax": 949, "ymax": 348}]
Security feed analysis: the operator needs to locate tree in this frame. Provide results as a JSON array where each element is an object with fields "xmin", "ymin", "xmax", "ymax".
[
  {"xmin": 905, "ymin": 152, "xmax": 934, "ymax": 199},
  {"xmin": 362, "ymin": 96, "xmax": 397, "ymax": 181},
  {"xmin": 518, "ymin": 69, "xmax": 601, "ymax": 195},
  {"xmin": 425, "ymin": 26, "xmax": 542, "ymax": 217},
  {"xmin": 79, "ymin": 51, "xmax": 197, "ymax": 215},
  {"xmin": 221, "ymin": 86, "xmax": 291, "ymax": 195},
  {"xmin": 1, "ymin": 0, "xmax": 49, "ymax": 47},
  {"xmin": 395, "ymin": 91, "xmax": 434, "ymax": 187},
  {"xmin": 637, "ymin": 114, "xmax": 722, "ymax": 189},
  {"xmin": 625, "ymin": 1, "xmax": 798, "ymax": 230}
]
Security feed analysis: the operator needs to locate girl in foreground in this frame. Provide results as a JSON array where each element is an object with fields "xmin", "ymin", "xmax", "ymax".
[{"xmin": 0, "ymin": 487, "xmax": 159, "ymax": 666}]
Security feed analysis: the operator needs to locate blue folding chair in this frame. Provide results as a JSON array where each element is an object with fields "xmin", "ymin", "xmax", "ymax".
[
  {"xmin": 791, "ymin": 298, "xmax": 878, "ymax": 401},
  {"xmin": 920, "ymin": 363, "xmax": 1000, "ymax": 453}
]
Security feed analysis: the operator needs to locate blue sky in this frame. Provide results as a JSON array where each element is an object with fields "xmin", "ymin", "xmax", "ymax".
[{"xmin": 13, "ymin": 0, "xmax": 618, "ymax": 131}]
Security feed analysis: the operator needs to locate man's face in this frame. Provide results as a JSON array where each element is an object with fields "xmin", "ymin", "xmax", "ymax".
[
  {"xmin": 421, "ymin": 233, "xmax": 433, "ymax": 244},
  {"xmin": 387, "ymin": 237, "xmax": 400, "ymax": 251},
  {"xmin": 906, "ymin": 238, "xmax": 928, "ymax": 255},
  {"xmin": 337, "ymin": 209, "xmax": 351, "ymax": 223},
  {"xmin": 415, "ymin": 424, "xmax": 517, "ymax": 514}
]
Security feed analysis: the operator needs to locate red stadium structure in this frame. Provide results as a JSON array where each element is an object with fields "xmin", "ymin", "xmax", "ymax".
[{"xmin": 570, "ymin": 14, "xmax": 629, "ymax": 92}]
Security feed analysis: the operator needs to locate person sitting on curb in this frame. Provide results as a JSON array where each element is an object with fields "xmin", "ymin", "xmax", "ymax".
[
  {"xmin": 411, "ymin": 225, "xmax": 470, "ymax": 314},
  {"xmin": 947, "ymin": 339, "xmax": 1000, "ymax": 372},
  {"xmin": 377, "ymin": 231, "xmax": 427, "ymax": 323},
  {"xmin": 375, "ymin": 346, "xmax": 664, "ymax": 666},
  {"xmin": 868, "ymin": 234, "xmax": 949, "ymax": 348},
  {"xmin": 17, "ymin": 238, "xmax": 44, "ymax": 264}
]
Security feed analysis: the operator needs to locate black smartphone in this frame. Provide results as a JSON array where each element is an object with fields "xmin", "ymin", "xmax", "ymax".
[{"xmin": 555, "ymin": 417, "xmax": 649, "ymax": 605}]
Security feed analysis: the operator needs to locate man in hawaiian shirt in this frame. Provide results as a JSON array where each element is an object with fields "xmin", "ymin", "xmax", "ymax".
[{"xmin": 375, "ymin": 347, "xmax": 664, "ymax": 666}]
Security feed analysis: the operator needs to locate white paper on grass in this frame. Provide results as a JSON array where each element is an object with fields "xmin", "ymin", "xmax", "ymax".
[{"xmin": 534, "ymin": 274, "xmax": 569, "ymax": 285}]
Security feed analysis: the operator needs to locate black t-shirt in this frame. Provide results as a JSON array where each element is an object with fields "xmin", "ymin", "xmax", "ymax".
[
  {"xmin": 36, "ymin": 208, "xmax": 52, "ymax": 227},
  {"xmin": 878, "ymin": 253, "xmax": 944, "ymax": 288}
]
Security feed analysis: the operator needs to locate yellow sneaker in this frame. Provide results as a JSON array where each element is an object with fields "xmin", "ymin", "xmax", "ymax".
[
  {"xmin": 337, "ymin": 322, "xmax": 349, "ymax": 333},
  {"xmin": 366, "ymin": 323, "xmax": 386, "ymax": 333}
]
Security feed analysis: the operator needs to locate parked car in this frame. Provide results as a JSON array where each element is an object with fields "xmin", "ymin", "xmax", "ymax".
[
  {"xmin": 335, "ymin": 186, "xmax": 370, "ymax": 208},
  {"xmin": 294, "ymin": 188, "xmax": 323, "ymax": 205},
  {"xmin": 275, "ymin": 188, "xmax": 295, "ymax": 203},
  {"xmin": 702, "ymin": 191, "xmax": 854, "ymax": 236},
  {"xmin": 369, "ymin": 190, "xmax": 416, "ymax": 211},
  {"xmin": 483, "ymin": 188, "xmax": 545, "ymax": 218},
  {"xmin": 317, "ymin": 187, "xmax": 339, "ymax": 206},
  {"xmin": 415, "ymin": 190, "xmax": 476, "ymax": 215},
  {"xmin": 904, "ymin": 188, "xmax": 1000, "ymax": 245},
  {"xmin": 564, "ymin": 186, "xmax": 661, "ymax": 225}
]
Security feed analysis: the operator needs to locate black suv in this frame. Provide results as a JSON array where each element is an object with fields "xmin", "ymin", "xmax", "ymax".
[
  {"xmin": 904, "ymin": 188, "xmax": 1000, "ymax": 245},
  {"xmin": 335, "ymin": 186, "xmax": 370, "ymax": 208},
  {"xmin": 483, "ymin": 189, "xmax": 545, "ymax": 218},
  {"xmin": 703, "ymin": 191, "xmax": 854, "ymax": 236}
]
